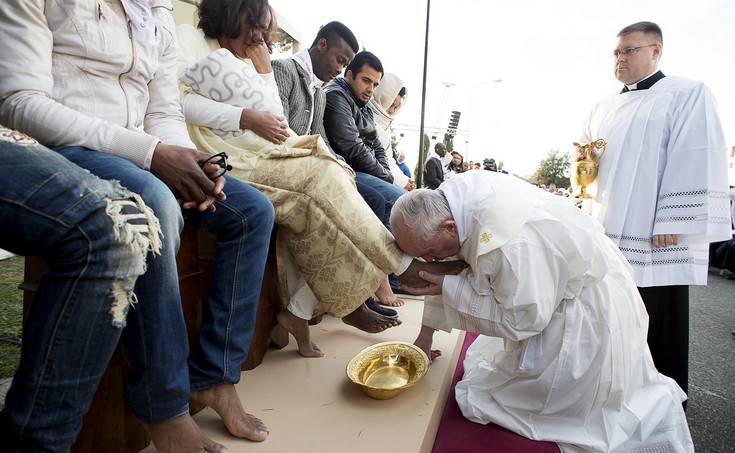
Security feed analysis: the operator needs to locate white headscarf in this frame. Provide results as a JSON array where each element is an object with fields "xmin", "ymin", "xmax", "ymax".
[
  {"xmin": 372, "ymin": 72, "xmax": 406, "ymax": 115},
  {"xmin": 368, "ymin": 72, "xmax": 406, "ymax": 151}
]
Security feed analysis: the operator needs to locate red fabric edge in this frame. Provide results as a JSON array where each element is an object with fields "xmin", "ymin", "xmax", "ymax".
[{"xmin": 432, "ymin": 332, "xmax": 559, "ymax": 453}]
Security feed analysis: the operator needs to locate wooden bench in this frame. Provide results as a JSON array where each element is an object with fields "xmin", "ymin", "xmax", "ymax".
[{"xmin": 20, "ymin": 218, "xmax": 287, "ymax": 452}]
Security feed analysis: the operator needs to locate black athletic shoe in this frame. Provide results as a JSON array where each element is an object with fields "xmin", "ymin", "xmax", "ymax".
[{"xmin": 365, "ymin": 297, "xmax": 398, "ymax": 318}]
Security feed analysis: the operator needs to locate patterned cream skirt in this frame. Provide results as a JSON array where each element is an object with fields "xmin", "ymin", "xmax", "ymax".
[{"xmin": 189, "ymin": 126, "xmax": 403, "ymax": 317}]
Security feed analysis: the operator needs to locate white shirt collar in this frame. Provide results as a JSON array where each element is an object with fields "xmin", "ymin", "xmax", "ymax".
[
  {"xmin": 292, "ymin": 49, "xmax": 324, "ymax": 90},
  {"xmin": 624, "ymin": 70, "xmax": 658, "ymax": 91}
]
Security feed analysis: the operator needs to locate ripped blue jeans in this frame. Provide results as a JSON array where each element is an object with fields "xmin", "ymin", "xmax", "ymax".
[
  {"xmin": 0, "ymin": 128, "xmax": 158, "ymax": 451},
  {"xmin": 52, "ymin": 147, "xmax": 273, "ymax": 424}
]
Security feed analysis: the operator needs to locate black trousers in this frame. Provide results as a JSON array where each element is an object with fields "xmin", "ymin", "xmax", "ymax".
[{"xmin": 637, "ymin": 285, "xmax": 689, "ymax": 395}]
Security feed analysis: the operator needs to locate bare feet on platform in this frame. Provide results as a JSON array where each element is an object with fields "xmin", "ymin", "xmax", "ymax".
[
  {"xmin": 276, "ymin": 309, "xmax": 324, "ymax": 357},
  {"xmin": 374, "ymin": 275, "xmax": 405, "ymax": 307},
  {"xmin": 342, "ymin": 302, "xmax": 401, "ymax": 333},
  {"xmin": 400, "ymin": 259, "xmax": 468, "ymax": 288},
  {"xmin": 145, "ymin": 413, "xmax": 227, "ymax": 453},
  {"xmin": 414, "ymin": 325, "xmax": 441, "ymax": 363},
  {"xmin": 189, "ymin": 384, "xmax": 269, "ymax": 442},
  {"xmin": 414, "ymin": 340, "xmax": 442, "ymax": 363}
]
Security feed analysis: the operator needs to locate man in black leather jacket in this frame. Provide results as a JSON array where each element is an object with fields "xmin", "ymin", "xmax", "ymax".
[{"xmin": 324, "ymin": 51, "xmax": 406, "ymax": 228}]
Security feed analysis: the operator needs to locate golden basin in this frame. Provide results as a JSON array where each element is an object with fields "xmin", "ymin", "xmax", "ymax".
[{"xmin": 346, "ymin": 341, "xmax": 429, "ymax": 400}]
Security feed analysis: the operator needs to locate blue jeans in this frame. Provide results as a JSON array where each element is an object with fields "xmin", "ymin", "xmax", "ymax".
[
  {"xmin": 354, "ymin": 172, "xmax": 406, "ymax": 229},
  {"xmin": 0, "ymin": 134, "xmax": 154, "ymax": 450},
  {"xmin": 356, "ymin": 180, "xmax": 386, "ymax": 221},
  {"xmin": 52, "ymin": 147, "xmax": 274, "ymax": 423}
]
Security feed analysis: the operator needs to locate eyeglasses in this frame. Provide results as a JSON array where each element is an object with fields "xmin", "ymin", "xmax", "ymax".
[
  {"xmin": 612, "ymin": 44, "xmax": 658, "ymax": 59},
  {"xmin": 199, "ymin": 152, "xmax": 233, "ymax": 180}
]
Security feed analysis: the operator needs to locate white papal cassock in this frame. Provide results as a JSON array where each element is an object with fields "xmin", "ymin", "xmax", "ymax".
[
  {"xmin": 425, "ymin": 171, "xmax": 693, "ymax": 452},
  {"xmin": 579, "ymin": 76, "xmax": 731, "ymax": 287}
]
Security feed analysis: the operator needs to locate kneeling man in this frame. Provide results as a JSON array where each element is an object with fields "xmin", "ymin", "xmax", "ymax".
[{"xmin": 390, "ymin": 171, "xmax": 693, "ymax": 452}]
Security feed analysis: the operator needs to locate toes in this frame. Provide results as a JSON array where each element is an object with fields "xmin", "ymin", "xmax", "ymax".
[
  {"xmin": 202, "ymin": 434, "xmax": 228, "ymax": 453},
  {"xmin": 246, "ymin": 414, "xmax": 269, "ymax": 433},
  {"xmin": 299, "ymin": 346, "xmax": 325, "ymax": 358},
  {"xmin": 237, "ymin": 417, "xmax": 269, "ymax": 442},
  {"xmin": 311, "ymin": 343, "xmax": 325, "ymax": 357},
  {"xmin": 249, "ymin": 426, "xmax": 269, "ymax": 442},
  {"xmin": 378, "ymin": 318, "xmax": 401, "ymax": 331},
  {"xmin": 381, "ymin": 298, "xmax": 405, "ymax": 307}
]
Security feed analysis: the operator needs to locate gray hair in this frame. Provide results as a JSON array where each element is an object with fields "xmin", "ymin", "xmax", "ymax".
[{"xmin": 390, "ymin": 189, "xmax": 453, "ymax": 245}]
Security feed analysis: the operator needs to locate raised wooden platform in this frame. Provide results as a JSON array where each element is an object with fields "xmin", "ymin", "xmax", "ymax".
[
  {"xmin": 20, "ymin": 219, "xmax": 285, "ymax": 452},
  {"xmin": 140, "ymin": 297, "xmax": 465, "ymax": 453}
]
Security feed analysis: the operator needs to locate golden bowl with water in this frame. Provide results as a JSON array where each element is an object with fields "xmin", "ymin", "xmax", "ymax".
[{"xmin": 346, "ymin": 341, "xmax": 430, "ymax": 400}]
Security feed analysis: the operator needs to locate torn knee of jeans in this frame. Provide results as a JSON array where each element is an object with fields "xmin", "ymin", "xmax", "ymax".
[
  {"xmin": 109, "ymin": 280, "xmax": 138, "ymax": 328},
  {"xmin": 106, "ymin": 191, "xmax": 162, "ymax": 258},
  {"xmin": 105, "ymin": 191, "xmax": 163, "ymax": 327}
]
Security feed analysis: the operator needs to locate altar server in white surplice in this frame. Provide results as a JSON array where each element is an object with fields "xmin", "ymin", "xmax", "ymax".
[
  {"xmin": 390, "ymin": 171, "xmax": 694, "ymax": 452},
  {"xmin": 577, "ymin": 21, "xmax": 731, "ymax": 397}
]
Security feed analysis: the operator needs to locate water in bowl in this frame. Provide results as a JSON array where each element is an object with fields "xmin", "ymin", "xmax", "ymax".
[{"xmin": 365, "ymin": 366, "xmax": 410, "ymax": 389}]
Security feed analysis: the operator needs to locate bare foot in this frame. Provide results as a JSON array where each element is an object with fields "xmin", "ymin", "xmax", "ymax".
[
  {"xmin": 145, "ymin": 413, "xmax": 227, "ymax": 453},
  {"xmin": 342, "ymin": 303, "xmax": 402, "ymax": 333},
  {"xmin": 276, "ymin": 309, "xmax": 324, "ymax": 357},
  {"xmin": 414, "ymin": 337, "xmax": 442, "ymax": 362},
  {"xmin": 374, "ymin": 276, "xmax": 405, "ymax": 307},
  {"xmin": 400, "ymin": 259, "xmax": 468, "ymax": 288},
  {"xmin": 190, "ymin": 384, "xmax": 269, "ymax": 442},
  {"xmin": 414, "ymin": 326, "xmax": 441, "ymax": 363}
]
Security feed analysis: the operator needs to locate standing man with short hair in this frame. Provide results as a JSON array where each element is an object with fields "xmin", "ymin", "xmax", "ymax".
[
  {"xmin": 578, "ymin": 21, "xmax": 731, "ymax": 397},
  {"xmin": 424, "ymin": 143, "xmax": 447, "ymax": 189}
]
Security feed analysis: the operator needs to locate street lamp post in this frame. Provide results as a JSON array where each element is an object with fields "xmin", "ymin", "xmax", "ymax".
[{"xmin": 416, "ymin": 0, "xmax": 431, "ymax": 189}]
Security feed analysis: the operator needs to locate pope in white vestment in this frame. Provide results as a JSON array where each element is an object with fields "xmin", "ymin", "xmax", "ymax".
[{"xmin": 390, "ymin": 171, "xmax": 694, "ymax": 452}]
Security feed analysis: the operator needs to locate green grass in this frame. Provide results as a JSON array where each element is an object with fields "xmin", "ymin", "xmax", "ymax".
[{"xmin": 0, "ymin": 255, "xmax": 23, "ymax": 381}]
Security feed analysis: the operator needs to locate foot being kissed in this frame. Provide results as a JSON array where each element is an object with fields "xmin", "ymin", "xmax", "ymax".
[
  {"xmin": 374, "ymin": 275, "xmax": 405, "ymax": 307},
  {"xmin": 400, "ymin": 259, "xmax": 468, "ymax": 289}
]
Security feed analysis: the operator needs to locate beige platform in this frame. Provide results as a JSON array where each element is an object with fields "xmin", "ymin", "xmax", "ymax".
[{"xmin": 141, "ymin": 297, "xmax": 464, "ymax": 453}]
